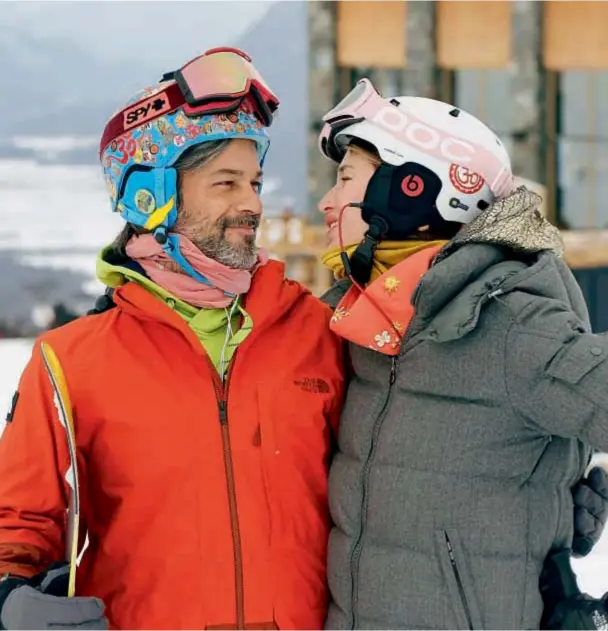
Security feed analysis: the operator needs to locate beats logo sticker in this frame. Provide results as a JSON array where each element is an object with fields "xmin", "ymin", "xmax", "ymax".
[{"xmin": 401, "ymin": 174, "xmax": 424, "ymax": 197}]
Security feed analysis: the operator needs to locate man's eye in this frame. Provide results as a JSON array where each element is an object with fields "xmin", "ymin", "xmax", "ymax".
[
  {"xmin": 216, "ymin": 181, "xmax": 235, "ymax": 187},
  {"xmin": 252, "ymin": 181, "xmax": 262, "ymax": 191}
]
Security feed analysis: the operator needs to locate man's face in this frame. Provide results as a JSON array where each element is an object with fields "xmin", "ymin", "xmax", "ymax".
[{"xmin": 175, "ymin": 139, "xmax": 263, "ymax": 270}]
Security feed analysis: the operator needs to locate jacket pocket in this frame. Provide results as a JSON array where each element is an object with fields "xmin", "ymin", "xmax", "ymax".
[
  {"xmin": 546, "ymin": 335, "xmax": 608, "ymax": 385},
  {"xmin": 436, "ymin": 529, "xmax": 484, "ymax": 630},
  {"xmin": 257, "ymin": 389, "xmax": 279, "ymax": 545},
  {"xmin": 257, "ymin": 382, "xmax": 332, "ymax": 505}
]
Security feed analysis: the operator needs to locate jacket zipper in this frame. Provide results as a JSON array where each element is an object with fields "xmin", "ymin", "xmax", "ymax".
[
  {"xmin": 347, "ymin": 355, "xmax": 399, "ymax": 629},
  {"xmin": 346, "ymin": 318, "xmax": 425, "ymax": 628},
  {"xmin": 346, "ymin": 278, "xmax": 436, "ymax": 627},
  {"xmin": 168, "ymin": 300, "xmax": 248, "ymax": 627},
  {"xmin": 209, "ymin": 355, "xmax": 246, "ymax": 630},
  {"xmin": 445, "ymin": 532, "xmax": 474, "ymax": 631}
]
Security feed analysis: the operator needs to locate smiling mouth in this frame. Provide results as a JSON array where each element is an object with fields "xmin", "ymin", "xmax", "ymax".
[
  {"xmin": 224, "ymin": 218, "xmax": 258, "ymax": 234},
  {"xmin": 328, "ymin": 221, "xmax": 338, "ymax": 230}
]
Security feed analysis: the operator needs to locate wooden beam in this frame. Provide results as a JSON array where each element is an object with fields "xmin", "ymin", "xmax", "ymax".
[
  {"xmin": 337, "ymin": 1, "xmax": 407, "ymax": 69},
  {"xmin": 544, "ymin": 2, "xmax": 608, "ymax": 70},
  {"xmin": 436, "ymin": 1, "xmax": 512, "ymax": 69}
]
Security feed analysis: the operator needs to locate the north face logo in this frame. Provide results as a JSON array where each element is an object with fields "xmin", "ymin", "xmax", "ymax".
[{"xmin": 294, "ymin": 378, "xmax": 330, "ymax": 394}]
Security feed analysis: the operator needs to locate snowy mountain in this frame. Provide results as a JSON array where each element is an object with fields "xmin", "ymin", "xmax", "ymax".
[{"xmin": 0, "ymin": 1, "xmax": 308, "ymax": 210}]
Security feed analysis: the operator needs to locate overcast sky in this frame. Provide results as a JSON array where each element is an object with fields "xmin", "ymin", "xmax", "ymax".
[{"xmin": 0, "ymin": 1, "xmax": 278, "ymax": 66}]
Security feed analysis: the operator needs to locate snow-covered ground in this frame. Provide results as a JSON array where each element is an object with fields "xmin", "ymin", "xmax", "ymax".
[
  {"xmin": 0, "ymin": 337, "xmax": 607, "ymax": 598},
  {"xmin": 0, "ymin": 339, "xmax": 32, "ymax": 414}
]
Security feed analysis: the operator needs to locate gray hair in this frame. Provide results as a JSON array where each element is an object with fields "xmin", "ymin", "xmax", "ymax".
[
  {"xmin": 175, "ymin": 139, "xmax": 229, "ymax": 173},
  {"xmin": 110, "ymin": 140, "xmax": 230, "ymax": 257}
]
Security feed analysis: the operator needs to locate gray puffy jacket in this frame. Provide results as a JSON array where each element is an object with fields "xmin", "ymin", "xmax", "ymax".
[{"xmin": 322, "ymin": 190, "xmax": 608, "ymax": 629}]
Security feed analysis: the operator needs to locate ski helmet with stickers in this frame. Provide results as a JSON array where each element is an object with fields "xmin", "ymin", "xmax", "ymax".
[
  {"xmin": 319, "ymin": 78, "xmax": 515, "ymax": 241},
  {"xmin": 99, "ymin": 47, "xmax": 278, "ymax": 250}
]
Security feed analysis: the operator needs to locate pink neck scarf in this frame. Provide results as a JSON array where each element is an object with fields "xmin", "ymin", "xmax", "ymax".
[{"xmin": 125, "ymin": 233, "xmax": 269, "ymax": 308}]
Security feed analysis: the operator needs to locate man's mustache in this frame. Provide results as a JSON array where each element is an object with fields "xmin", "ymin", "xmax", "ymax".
[{"xmin": 221, "ymin": 215, "xmax": 260, "ymax": 230}]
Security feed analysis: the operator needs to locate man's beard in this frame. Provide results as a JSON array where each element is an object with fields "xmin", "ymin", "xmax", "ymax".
[{"xmin": 193, "ymin": 214, "xmax": 260, "ymax": 270}]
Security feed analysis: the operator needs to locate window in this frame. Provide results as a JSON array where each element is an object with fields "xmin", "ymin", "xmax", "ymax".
[
  {"xmin": 454, "ymin": 69, "xmax": 515, "ymax": 158},
  {"xmin": 542, "ymin": 1, "xmax": 608, "ymax": 227},
  {"xmin": 557, "ymin": 71, "xmax": 608, "ymax": 229}
]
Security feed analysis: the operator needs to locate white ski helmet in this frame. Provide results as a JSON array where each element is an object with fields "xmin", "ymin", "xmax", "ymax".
[{"xmin": 318, "ymin": 78, "xmax": 515, "ymax": 228}]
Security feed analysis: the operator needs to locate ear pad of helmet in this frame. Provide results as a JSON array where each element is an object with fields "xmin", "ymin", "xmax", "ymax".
[
  {"xmin": 362, "ymin": 162, "xmax": 452, "ymax": 240},
  {"xmin": 118, "ymin": 167, "xmax": 178, "ymax": 231}
]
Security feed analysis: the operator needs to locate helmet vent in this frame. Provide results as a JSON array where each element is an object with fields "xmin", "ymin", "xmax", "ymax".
[{"xmin": 449, "ymin": 108, "xmax": 460, "ymax": 118}]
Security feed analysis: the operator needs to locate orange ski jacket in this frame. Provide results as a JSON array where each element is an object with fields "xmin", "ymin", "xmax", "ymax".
[{"xmin": 0, "ymin": 261, "xmax": 345, "ymax": 630}]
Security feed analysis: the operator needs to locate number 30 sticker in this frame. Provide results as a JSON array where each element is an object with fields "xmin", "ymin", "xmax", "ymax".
[{"xmin": 449, "ymin": 164, "xmax": 484, "ymax": 194}]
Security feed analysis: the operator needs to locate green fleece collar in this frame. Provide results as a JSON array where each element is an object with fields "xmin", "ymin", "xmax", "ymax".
[{"xmin": 96, "ymin": 246, "xmax": 199, "ymax": 319}]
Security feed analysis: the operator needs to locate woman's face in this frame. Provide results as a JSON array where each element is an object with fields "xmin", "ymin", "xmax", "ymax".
[{"xmin": 318, "ymin": 146, "xmax": 378, "ymax": 248}]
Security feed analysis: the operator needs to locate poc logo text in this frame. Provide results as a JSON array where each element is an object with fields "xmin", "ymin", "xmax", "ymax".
[{"xmin": 371, "ymin": 106, "xmax": 477, "ymax": 165}]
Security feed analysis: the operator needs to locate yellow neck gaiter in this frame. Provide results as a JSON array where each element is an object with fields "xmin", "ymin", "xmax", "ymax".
[{"xmin": 321, "ymin": 240, "xmax": 447, "ymax": 284}]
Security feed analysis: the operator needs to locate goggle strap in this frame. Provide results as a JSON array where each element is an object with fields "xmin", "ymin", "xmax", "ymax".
[{"xmin": 100, "ymin": 82, "xmax": 184, "ymax": 157}]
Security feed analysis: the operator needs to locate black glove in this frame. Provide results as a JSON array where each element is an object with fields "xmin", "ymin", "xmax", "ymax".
[
  {"xmin": 0, "ymin": 563, "xmax": 107, "ymax": 630},
  {"xmin": 572, "ymin": 466, "xmax": 608, "ymax": 557},
  {"xmin": 543, "ymin": 593, "xmax": 608, "ymax": 630},
  {"xmin": 540, "ymin": 549, "xmax": 608, "ymax": 630}
]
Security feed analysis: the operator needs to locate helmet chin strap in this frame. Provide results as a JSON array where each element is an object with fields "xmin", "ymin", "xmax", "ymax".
[
  {"xmin": 336, "ymin": 202, "xmax": 402, "ymax": 342},
  {"xmin": 341, "ymin": 212, "xmax": 389, "ymax": 286}
]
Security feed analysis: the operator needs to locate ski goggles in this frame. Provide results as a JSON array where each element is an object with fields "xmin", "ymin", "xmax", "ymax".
[
  {"xmin": 318, "ymin": 78, "xmax": 513, "ymax": 198},
  {"xmin": 100, "ymin": 47, "xmax": 279, "ymax": 156}
]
